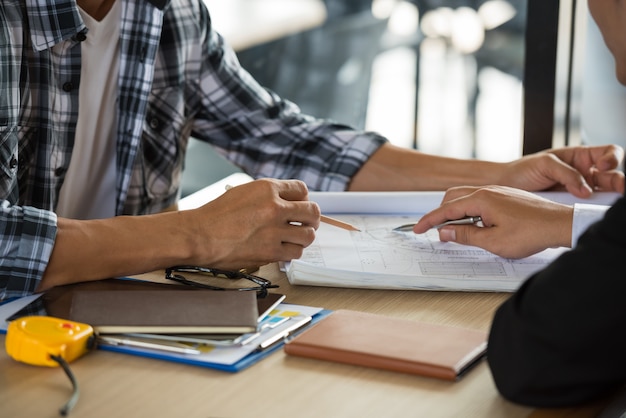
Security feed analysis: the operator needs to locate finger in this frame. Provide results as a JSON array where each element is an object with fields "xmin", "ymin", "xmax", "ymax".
[
  {"xmin": 285, "ymin": 201, "xmax": 321, "ymax": 229},
  {"xmin": 412, "ymin": 207, "xmax": 456, "ymax": 233},
  {"xmin": 412, "ymin": 212, "xmax": 446, "ymax": 233},
  {"xmin": 284, "ymin": 224, "xmax": 317, "ymax": 247},
  {"xmin": 438, "ymin": 225, "xmax": 494, "ymax": 251},
  {"xmin": 278, "ymin": 241, "xmax": 309, "ymax": 262},
  {"xmin": 545, "ymin": 157, "xmax": 593, "ymax": 198},
  {"xmin": 237, "ymin": 226, "xmax": 316, "ymax": 266},
  {"xmin": 413, "ymin": 203, "xmax": 479, "ymax": 233},
  {"xmin": 590, "ymin": 145, "xmax": 625, "ymax": 171},
  {"xmin": 276, "ymin": 179, "xmax": 310, "ymax": 201},
  {"xmin": 592, "ymin": 170, "xmax": 626, "ymax": 193},
  {"xmin": 256, "ymin": 228, "xmax": 315, "ymax": 262},
  {"xmin": 438, "ymin": 225, "xmax": 527, "ymax": 259}
]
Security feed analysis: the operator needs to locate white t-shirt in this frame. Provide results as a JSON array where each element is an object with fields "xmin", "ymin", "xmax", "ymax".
[{"xmin": 56, "ymin": 1, "xmax": 121, "ymax": 220}]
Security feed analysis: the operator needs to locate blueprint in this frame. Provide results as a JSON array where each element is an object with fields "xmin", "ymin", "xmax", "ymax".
[
  {"xmin": 287, "ymin": 214, "xmax": 566, "ymax": 292},
  {"xmin": 285, "ymin": 191, "xmax": 620, "ymax": 292}
]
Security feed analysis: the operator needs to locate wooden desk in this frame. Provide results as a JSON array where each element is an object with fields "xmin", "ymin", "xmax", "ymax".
[
  {"xmin": 203, "ymin": 0, "xmax": 327, "ymax": 51},
  {"xmin": 0, "ymin": 265, "xmax": 513, "ymax": 417},
  {"xmin": 1, "ymin": 176, "xmax": 612, "ymax": 417},
  {"xmin": 0, "ymin": 263, "xmax": 609, "ymax": 417}
]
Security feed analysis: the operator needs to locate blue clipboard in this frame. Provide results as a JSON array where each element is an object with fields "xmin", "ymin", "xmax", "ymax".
[{"xmin": 96, "ymin": 309, "xmax": 332, "ymax": 372}]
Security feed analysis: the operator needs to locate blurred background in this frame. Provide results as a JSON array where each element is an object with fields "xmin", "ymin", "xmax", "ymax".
[{"xmin": 182, "ymin": 0, "xmax": 625, "ymax": 196}]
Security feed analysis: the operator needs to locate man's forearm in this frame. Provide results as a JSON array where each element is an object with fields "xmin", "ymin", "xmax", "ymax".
[
  {"xmin": 348, "ymin": 143, "xmax": 501, "ymax": 191},
  {"xmin": 39, "ymin": 211, "xmax": 199, "ymax": 291}
]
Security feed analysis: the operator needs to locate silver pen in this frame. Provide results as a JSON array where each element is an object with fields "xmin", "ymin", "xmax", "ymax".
[{"xmin": 393, "ymin": 216, "xmax": 482, "ymax": 232}]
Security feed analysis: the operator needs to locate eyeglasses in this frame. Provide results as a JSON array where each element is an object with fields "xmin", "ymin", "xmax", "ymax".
[{"xmin": 165, "ymin": 266, "xmax": 278, "ymax": 297}]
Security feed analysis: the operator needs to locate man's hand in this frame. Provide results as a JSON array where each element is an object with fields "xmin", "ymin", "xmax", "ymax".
[
  {"xmin": 413, "ymin": 186, "xmax": 574, "ymax": 259},
  {"xmin": 41, "ymin": 178, "xmax": 319, "ymax": 292},
  {"xmin": 189, "ymin": 178, "xmax": 320, "ymax": 269},
  {"xmin": 498, "ymin": 145, "xmax": 625, "ymax": 197}
]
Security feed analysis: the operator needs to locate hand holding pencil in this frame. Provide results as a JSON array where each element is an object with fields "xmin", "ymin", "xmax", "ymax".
[
  {"xmin": 191, "ymin": 178, "xmax": 323, "ymax": 269},
  {"xmin": 227, "ymin": 182, "xmax": 360, "ymax": 232}
]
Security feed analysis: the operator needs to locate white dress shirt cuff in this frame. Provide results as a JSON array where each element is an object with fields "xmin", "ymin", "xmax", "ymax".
[{"xmin": 572, "ymin": 203, "xmax": 610, "ymax": 247}]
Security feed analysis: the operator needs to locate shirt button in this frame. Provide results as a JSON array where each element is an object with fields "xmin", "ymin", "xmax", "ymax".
[
  {"xmin": 55, "ymin": 166, "xmax": 66, "ymax": 176},
  {"xmin": 149, "ymin": 118, "xmax": 160, "ymax": 130},
  {"xmin": 63, "ymin": 82, "xmax": 74, "ymax": 92},
  {"xmin": 74, "ymin": 31, "xmax": 87, "ymax": 42}
]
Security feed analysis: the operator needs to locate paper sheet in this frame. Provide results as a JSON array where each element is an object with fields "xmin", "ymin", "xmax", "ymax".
[
  {"xmin": 287, "ymin": 214, "xmax": 565, "ymax": 292},
  {"xmin": 287, "ymin": 191, "xmax": 618, "ymax": 292}
]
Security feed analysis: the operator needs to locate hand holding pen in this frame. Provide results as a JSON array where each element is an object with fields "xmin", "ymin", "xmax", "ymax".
[{"xmin": 411, "ymin": 185, "xmax": 574, "ymax": 259}]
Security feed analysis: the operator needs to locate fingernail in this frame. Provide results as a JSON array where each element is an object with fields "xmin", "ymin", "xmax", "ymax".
[{"xmin": 439, "ymin": 228, "xmax": 456, "ymax": 242}]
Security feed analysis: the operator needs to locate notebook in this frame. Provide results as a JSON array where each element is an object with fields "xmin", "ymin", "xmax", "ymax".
[
  {"xmin": 68, "ymin": 289, "xmax": 258, "ymax": 334},
  {"xmin": 7, "ymin": 278, "xmax": 283, "ymax": 324},
  {"xmin": 284, "ymin": 309, "xmax": 487, "ymax": 381}
]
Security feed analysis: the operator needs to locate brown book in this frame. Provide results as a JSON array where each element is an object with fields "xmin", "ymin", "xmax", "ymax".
[
  {"xmin": 69, "ymin": 289, "xmax": 258, "ymax": 334},
  {"xmin": 284, "ymin": 309, "xmax": 487, "ymax": 381},
  {"xmin": 8, "ymin": 279, "xmax": 283, "ymax": 326}
]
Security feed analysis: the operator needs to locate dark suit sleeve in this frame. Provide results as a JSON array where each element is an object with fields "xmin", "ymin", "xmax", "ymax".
[{"xmin": 487, "ymin": 194, "xmax": 626, "ymax": 407}]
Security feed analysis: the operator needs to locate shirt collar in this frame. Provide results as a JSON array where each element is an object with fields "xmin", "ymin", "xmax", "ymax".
[
  {"xmin": 26, "ymin": 0, "xmax": 86, "ymax": 51},
  {"xmin": 148, "ymin": 0, "xmax": 168, "ymax": 10},
  {"xmin": 25, "ymin": 0, "xmax": 169, "ymax": 51}
]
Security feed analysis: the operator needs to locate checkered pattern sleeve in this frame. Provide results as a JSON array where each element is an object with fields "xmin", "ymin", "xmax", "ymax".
[
  {"xmin": 0, "ymin": 202, "xmax": 57, "ymax": 298},
  {"xmin": 188, "ymin": 3, "xmax": 388, "ymax": 191}
]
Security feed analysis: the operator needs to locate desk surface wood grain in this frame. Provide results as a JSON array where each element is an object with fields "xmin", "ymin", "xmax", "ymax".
[{"xmin": 0, "ymin": 264, "xmax": 609, "ymax": 417}]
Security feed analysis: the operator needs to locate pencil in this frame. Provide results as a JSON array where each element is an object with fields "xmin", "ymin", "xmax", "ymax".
[{"xmin": 321, "ymin": 215, "xmax": 361, "ymax": 232}]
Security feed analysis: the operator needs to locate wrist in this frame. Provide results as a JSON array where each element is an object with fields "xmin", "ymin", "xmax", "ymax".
[
  {"xmin": 554, "ymin": 204, "xmax": 574, "ymax": 248},
  {"xmin": 173, "ymin": 209, "xmax": 209, "ymax": 266}
]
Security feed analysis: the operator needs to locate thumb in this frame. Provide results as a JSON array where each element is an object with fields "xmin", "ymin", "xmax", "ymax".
[
  {"xmin": 438, "ymin": 225, "xmax": 484, "ymax": 248},
  {"xmin": 438, "ymin": 225, "xmax": 529, "ymax": 259},
  {"xmin": 439, "ymin": 225, "xmax": 506, "ymax": 254}
]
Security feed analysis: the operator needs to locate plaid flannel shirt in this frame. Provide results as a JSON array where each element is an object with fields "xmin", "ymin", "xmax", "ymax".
[{"xmin": 0, "ymin": 0, "xmax": 386, "ymax": 298}]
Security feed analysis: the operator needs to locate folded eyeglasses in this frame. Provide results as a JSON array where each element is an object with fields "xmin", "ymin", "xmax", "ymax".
[{"xmin": 165, "ymin": 266, "xmax": 278, "ymax": 297}]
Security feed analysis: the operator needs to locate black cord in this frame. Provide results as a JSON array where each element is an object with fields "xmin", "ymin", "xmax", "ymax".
[{"xmin": 49, "ymin": 354, "xmax": 80, "ymax": 416}]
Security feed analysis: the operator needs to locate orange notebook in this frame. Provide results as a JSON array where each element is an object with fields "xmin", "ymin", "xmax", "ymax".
[{"xmin": 284, "ymin": 309, "xmax": 487, "ymax": 381}]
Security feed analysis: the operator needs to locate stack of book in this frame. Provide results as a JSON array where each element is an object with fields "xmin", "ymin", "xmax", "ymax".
[{"xmin": 3, "ymin": 279, "xmax": 325, "ymax": 371}]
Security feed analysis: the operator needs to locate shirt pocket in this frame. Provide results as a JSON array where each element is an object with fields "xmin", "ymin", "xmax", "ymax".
[{"xmin": 140, "ymin": 87, "xmax": 192, "ymax": 200}]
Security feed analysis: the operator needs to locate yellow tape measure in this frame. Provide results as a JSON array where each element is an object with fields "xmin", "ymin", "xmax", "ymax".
[{"xmin": 5, "ymin": 316, "xmax": 95, "ymax": 366}]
